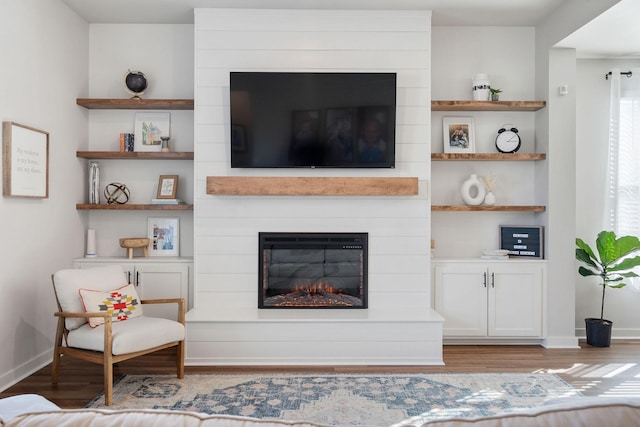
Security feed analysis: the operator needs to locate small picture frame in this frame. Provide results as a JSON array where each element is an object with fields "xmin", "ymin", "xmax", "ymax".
[
  {"xmin": 443, "ymin": 117, "xmax": 475, "ymax": 154},
  {"xmin": 134, "ymin": 112, "xmax": 170, "ymax": 152},
  {"xmin": 148, "ymin": 217, "xmax": 179, "ymax": 257},
  {"xmin": 156, "ymin": 175, "xmax": 178, "ymax": 199},
  {"xmin": 2, "ymin": 121, "xmax": 49, "ymax": 198}
]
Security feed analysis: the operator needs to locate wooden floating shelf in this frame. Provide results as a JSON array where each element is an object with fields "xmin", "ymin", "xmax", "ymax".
[
  {"xmin": 77, "ymin": 151, "xmax": 193, "ymax": 160},
  {"xmin": 431, "ymin": 100, "xmax": 546, "ymax": 111},
  {"xmin": 432, "ymin": 205, "xmax": 546, "ymax": 212},
  {"xmin": 432, "ymin": 153, "xmax": 546, "ymax": 161},
  {"xmin": 76, "ymin": 204, "xmax": 193, "ymax": 211},
  {"xmin": 76, "ymin": 98, "xmax": 194, "ymax": 110},
  {"xmin": 206, "ymin": 176, "xmax": 419, "ymax": 196}
]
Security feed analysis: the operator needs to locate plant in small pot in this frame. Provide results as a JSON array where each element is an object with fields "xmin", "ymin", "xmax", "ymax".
[
  {"xmin": 490, "ymin": 88, "xmax": 502, "ymax": 101},
  {"xmin": 576, "ymin": 231, "xmax": 640, "ymax": 347}
]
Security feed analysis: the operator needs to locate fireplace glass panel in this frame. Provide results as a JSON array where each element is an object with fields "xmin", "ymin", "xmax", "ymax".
[{"xmin": 259, "ymin": 233, "xmax": 367, "ymax": 309}]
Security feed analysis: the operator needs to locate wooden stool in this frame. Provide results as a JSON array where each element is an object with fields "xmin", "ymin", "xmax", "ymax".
[{"xmin": 119, "ymin": 238, "xmax": 150, "ymax": 259}]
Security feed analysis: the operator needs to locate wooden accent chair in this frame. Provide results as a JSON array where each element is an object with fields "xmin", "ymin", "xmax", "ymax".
[{"xmin": 51, "ymin": 265, "xmax": 185, "ymax": 406}]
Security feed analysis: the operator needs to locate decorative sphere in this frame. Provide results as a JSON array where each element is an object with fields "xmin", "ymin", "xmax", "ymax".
[
  {"xmin": 123, "ymin": 70, "xmax": 147, "ymax": 98},
  {"xmin": 104, "ymin": 182, "xmax": 130, "ymax": 204}
]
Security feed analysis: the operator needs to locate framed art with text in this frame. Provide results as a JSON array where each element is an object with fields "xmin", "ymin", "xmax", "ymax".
[
  {"xmin": 500, "ymin": 225, "xmax": 544, "ymax": 258},
  {"xmin": 2, "ymin": 121, "xmax": 49, "ymax": 198}
]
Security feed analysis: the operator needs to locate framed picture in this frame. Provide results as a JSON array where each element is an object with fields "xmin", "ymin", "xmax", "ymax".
[
  {"xmin": 500, "ymin": 225, "xmax": 544, "ymax": 259},
  {"xmin": 443, "ymin": 117, "xmax": 475, "ymax": 154},
  {"xmin": 2, "ymin": 121, "xmax": 49, "ymax": 198},
  {"xmin": 148, "ymin": 217, "xmax": 179, "ymax": 257},
  {"xmin": 156, "ymin": 175, "xmax": 178, "ymax": 199},
  {"xmin": 134, "ymin": 112, "xmax": 170, "ymax": 152}
]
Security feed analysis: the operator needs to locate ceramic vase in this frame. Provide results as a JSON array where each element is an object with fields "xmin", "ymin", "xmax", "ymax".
[
  {"xmin": 472, "ymin": 73, "xmax": 491, "ymax": 101},
  {"xmin": 484, "ymin": 191, "xmax": 496, "ymax": 205},
  {"xmin": 461, "ymin": 174, "xmax": 486, "ymax": 206}
]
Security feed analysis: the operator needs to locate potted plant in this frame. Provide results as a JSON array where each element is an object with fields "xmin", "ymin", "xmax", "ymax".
[
  {"xmin": 490, "ymin": 88, "xmax": 502, "ymax": 101},
  {"xmin": 575, "ymin": 231, "xmax": 640, "ymax": 347}
]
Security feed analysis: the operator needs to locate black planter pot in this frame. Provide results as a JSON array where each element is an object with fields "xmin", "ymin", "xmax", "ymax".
[{"xmin": 585, "ymin": 318, "xmax": 613, "ymax": 347}]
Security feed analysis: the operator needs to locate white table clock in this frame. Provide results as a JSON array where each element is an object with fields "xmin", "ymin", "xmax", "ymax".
[{"xmin": 496, "ymin": 126, "xmax": 521, "ymax": 153}]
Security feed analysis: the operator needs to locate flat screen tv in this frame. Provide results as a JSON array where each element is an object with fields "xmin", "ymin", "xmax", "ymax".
[{"xmin": 230, "ymin": 72, "xmax": 396, "ymax": 168}]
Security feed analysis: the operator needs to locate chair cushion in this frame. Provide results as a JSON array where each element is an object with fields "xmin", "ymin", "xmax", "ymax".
[
  {"xmin": 66, "ymin": 316, "xmax": 185, "ymax": 355},
  {"xmin": 79, "ymin": 283, "xmax": 143, "ymax": 327},
  {"xmin": 54, "ymin": 265, "xmax": 129, "ymax": 330}
]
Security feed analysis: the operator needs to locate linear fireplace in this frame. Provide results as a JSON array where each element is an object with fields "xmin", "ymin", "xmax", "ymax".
[{"xmin": 259, "ymin": 232, "xmax": 367, "ymax": 309}]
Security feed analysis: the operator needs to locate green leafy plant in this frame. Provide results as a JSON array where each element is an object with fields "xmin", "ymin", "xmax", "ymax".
[
  {"xmin": 490, "ymin": 88, "xmax": 502, "ymax": 95},
  {"xmin": 576, "ymin": 231, "xmax": 640, "ymax": 320}
]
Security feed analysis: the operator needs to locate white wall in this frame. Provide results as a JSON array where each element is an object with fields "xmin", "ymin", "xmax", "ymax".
[
  {"xmin": 85, "ymin": 24, "xmax": 195, "ymax": 257},
  {"xmin": 0, "ymin": 0, "xmax": 88, "ymax": 390},
  {"xmin": 576, "ymin": 58, "xmax": 640, "ymax": 338},
  {"xmin": 193, "ymin": 9, "xmax": 431, "ymax": 311},
  {"xmin": 430, "ymin": 26, "xmax": 539, "ymax": 258}
]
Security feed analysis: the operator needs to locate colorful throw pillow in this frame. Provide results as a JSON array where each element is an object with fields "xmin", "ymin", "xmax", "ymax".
[{"xmin": 79, "ymin": 283, "xmax": 143, "ymax": 328}]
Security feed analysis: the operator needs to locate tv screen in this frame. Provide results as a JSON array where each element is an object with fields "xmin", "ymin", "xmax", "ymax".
[{"xmin": 230, "ymin": 72, "xmax": 396, "ymax": 168}]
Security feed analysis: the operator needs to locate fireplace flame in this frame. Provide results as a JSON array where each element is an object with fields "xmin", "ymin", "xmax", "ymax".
[{"xmin": 294, "ymin": 280, "xmax": 339, "ymax": 295}]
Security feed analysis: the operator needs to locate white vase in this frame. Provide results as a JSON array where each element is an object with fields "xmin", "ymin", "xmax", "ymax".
[
  {"xmin": 461, "ymin": 174, "xmax": 486, "ymax": 206},
  {"xmin": 472, "ymin": 73, "xmax": 491, "ymax": 101},
  {"xmin": 484, "ymin": 191, "xmax": 496, "ymax": 206}
]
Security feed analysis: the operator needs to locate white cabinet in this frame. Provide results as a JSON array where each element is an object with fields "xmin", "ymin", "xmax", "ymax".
[
  {"xmin": 433, "ymin": 260, "xmax": 545, "ymax": 339},
  {"xmin": 73, "ymin": 257, "xmax": 192, "ymax": 321}
]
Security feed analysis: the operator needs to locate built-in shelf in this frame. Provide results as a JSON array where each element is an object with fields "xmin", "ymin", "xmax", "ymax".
[
  {"xmin": 77, "ymin": 151, "xmax": 193, "ymax": 160},
  {"xmin": 432, "ymin": 153, "xmax": 546, "ymax": 161},
  {"xmin": 76, "ymin": 203, "xmax": 193, "ymax": 211},
  {"xmin": 431, "ymin": 100, "xmax": 546, "ymax": 111},
  {"xmin": 207, "ymin": 176, "xmax": 419, "ymax": 196},
  {"xmin": 431, "ymin": 205, "xmax": 546, "ymax": 212},
  {"xmin": 76, "ymin": 98, "xmax": 194, "ymax": 110}
]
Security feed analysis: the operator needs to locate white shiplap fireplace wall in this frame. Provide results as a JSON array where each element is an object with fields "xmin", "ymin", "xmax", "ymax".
[{"xmin": 187, "ymin": 8, "xmax": 442, "ymax": 365}]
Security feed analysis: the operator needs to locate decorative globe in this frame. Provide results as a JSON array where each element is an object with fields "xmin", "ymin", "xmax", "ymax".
[
  {"xmin": 123, "ymin": 70, "xmax": 147, "ymax": 98},
  {"xmin": 104, "ymin": 182, "xmax": 130, "ymax": 204}
]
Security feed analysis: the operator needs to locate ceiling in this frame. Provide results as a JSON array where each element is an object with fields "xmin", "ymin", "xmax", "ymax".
[{"xmin": 60, "ymin": 0, "xmax": 640, "ymax": 59}]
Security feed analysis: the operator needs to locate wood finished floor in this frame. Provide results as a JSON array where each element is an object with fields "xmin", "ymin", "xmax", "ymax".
[{"xmin": 2, "ymin": 341, "xmax": 640, "ymax": 408}]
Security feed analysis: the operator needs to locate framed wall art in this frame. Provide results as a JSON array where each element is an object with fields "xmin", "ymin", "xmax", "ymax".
[
  {"xmin": 2, "ymin": 121, "xmax": 49, "ymax": 198},
  {"xmin": 443, "ymin": 117, "xmax": 475, "ymax": 154},
  {"xmin": 156, "ymin": 175, "xmax": 178, "ymax": 199},
  {"xmin": 148, "ymin": 217, "xmax": 179, "ymax": 257},
  {"xmin": 134, "ymin": 112, "xmax": 170, "ymax": 152}
]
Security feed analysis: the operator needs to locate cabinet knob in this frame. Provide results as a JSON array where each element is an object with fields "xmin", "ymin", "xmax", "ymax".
[
  {"xmin": 491, "ymin": 272, "xmax": 495, "ymax": 288},
  {"xmin": 483, "ymin": 272, "xmax": 487, "ymax": 288}
]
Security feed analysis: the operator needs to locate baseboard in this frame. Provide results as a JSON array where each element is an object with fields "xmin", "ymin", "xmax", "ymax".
[
  {"xmin": 543, "ymin": 336, "xmax": 580, "ymax": 348},
  {"xmin": 0, "ymin": 348, "xmax": 52, "ymax": 392},
  {"xmin": 575, "ymin": 327, "xmax": 640, "ymax": 339}
]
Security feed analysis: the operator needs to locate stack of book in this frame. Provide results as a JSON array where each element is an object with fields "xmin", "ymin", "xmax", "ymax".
[
  {"xmin": 151, "ymin": 198, "xmax": 184, "ymax": 205},
  {"xmin": 480, "ymin": 249, "xmax": 510, "ymax": 260}
]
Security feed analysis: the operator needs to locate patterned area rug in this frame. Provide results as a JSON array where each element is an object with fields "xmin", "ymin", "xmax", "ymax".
[{"xmin": 86, "ymin": 373, "xmax": 580, "ymax": 426}]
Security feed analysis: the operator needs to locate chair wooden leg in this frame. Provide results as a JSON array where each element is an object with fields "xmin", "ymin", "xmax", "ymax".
[
  {"xmin": 52, "ymin": 317, "xmax": 65, "ymax": 384},
  {"xmin": 177, "ymin": 341, "xmax": 185, "ymax": 379},
  {"xmin": 104, "ymin": 359, "xmax": 113, "ymax": 406},
  {"xmin": 51, "ymin": 348, "xmax": 61, "ymax": 384}
]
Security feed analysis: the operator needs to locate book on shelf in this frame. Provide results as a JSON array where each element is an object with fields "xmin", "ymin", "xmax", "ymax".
[
  {"xmin": 480, "ymin": 254, "xmax": 510, "ymax": 260},
  {"xmin": 151, "ymin": 198, "xmax": 184, "ymax": 205}
]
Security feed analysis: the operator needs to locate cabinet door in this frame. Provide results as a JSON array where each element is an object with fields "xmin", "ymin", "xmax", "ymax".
[
  {"xmin": 434, "ymin": 264, "xmax": 488, "ymax": 336},
  {"xmin": 135, "ymin": 263, "xmax": 189, "ymax": 321},
  {"xmin": 488, "ymin": 263, "xmax": 543, "ymax": 337}
]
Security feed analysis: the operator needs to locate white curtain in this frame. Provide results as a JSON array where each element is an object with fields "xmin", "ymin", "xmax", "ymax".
[{"xmin": 605, "ymin": 68, "xmax": 640, "ymax": 237}]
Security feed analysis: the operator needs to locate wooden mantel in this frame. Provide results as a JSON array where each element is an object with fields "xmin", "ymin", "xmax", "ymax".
[{"xmin": 206, "ymin": 176, "xmax": 419, "ymax": 196}]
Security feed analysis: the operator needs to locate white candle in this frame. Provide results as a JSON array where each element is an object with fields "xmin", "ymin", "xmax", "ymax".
[{"xmin": 86, "ymin": 229, "xmax": 96, "ymax": 257}]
